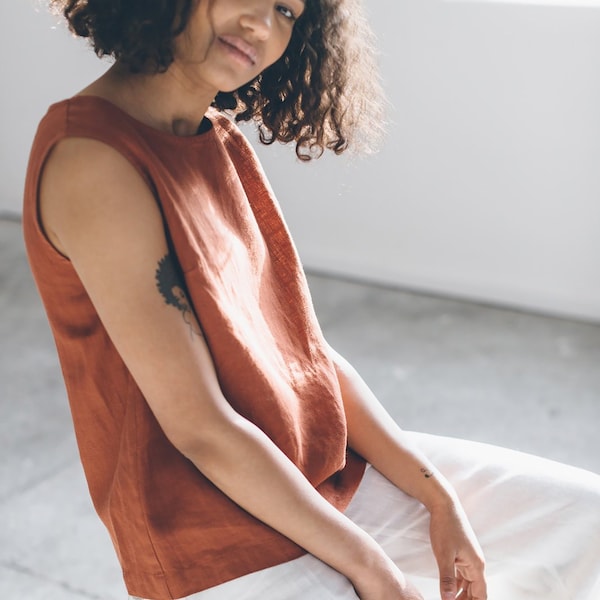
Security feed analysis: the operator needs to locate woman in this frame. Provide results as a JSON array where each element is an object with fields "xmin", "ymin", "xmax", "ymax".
[{"xmin": 22, "ymin": 1, "xmax": 600, "ymax": 599}]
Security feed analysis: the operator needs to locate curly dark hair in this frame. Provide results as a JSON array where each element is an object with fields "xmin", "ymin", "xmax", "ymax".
[{"xmin": 51, "ymin": 0, "xmax": 385, "ymax": 160}]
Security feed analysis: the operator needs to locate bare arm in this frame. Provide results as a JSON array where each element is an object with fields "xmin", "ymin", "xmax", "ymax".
[
  {"xmin": 330, "ymin": 347, "xmax": 487, "ymax": 600},
  {"xmin": 39, "ymin": 138, "xmax": 415, "ymax": 599},
  {"xmin": 330, "ymin": 348, "xmax": 457, "ymax": 509}
]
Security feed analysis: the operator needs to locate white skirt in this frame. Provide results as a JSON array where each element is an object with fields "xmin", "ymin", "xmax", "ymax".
[{"xmin": 132, "ymin": 432, "xmax": 600, "ymax": 600}]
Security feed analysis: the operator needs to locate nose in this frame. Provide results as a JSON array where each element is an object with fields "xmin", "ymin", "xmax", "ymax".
[{"xmin": 239, "ymin": 5, "xmax": 272, "ymax": 40}]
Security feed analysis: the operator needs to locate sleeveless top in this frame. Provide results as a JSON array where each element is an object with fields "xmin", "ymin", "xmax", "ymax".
[{"xmin": 22, "ymin": 96, "xmax": 366, "ymax": 600}]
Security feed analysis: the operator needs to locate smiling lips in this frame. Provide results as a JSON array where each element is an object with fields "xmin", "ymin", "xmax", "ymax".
[{"xmin": 218, "ymin": 35, "xmax": 258, "ymax": 66}]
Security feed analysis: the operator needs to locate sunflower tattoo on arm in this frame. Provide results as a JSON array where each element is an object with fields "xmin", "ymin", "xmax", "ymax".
[{"xmin": 155, "ymin": 252, "xmax": 203, "ymax": 339}]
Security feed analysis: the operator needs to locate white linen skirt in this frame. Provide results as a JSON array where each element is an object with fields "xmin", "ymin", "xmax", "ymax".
[{"xmin": 131, "ymin": 432, "xmax": 600, "ymax": 599}]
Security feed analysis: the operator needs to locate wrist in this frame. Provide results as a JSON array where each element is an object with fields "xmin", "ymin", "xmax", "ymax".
[
  {"xmin": 344, "ymin": 529, "xmax": 391, "ymax": 582},
  {"xmin": 419, "ymin": 473, "xmax": 458, "ymax": 513}
]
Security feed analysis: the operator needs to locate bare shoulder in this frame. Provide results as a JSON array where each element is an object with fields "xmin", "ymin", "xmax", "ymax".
[{"xmin": 39, "ymin": 136, "xmax": 160, "ymax": 258}]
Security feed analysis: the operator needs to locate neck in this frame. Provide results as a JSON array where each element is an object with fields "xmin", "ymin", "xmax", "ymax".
[{"xmin": 81, "ymin": 62, "xmax": 218, "ymax": 137}]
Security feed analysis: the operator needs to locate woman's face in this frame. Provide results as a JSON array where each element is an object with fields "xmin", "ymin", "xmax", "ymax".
[{"xmin": 174, "ymin": 0, "xmax": 305, "ymax": 92}]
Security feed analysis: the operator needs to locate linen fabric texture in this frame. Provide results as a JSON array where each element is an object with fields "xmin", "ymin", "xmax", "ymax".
[{"xmin": 22, "ymin": 96, "xmax": 366, "ymax": 600}]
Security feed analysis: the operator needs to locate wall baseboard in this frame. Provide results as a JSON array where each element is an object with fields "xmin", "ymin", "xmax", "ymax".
[
  {"xmin": 0, "ymin": 210, "xmax": 22, "ymax": 223},
  {"xmin": 301, "ymin": 252, "xmax": 600, "ymax": 326}
]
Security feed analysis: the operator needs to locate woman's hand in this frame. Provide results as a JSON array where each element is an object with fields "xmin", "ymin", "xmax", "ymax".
[
  {"xmin": 329, "ymin": 349, "xmax": 486, "ymax": 599},
  {"xmin": 428, "ymin": 498, "xmax": 487, "ymax": 600}
]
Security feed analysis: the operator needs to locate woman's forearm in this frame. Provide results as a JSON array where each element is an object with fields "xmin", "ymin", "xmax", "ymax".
[
  {"xmin": 329, "ymin": 349, "xmax": 488, "ymax": 598},
  {"xmin": 180, "ymin": 410, "xmax": 391, "ymax": 588},
  {"xmin": 330, "ymin": 348, "xmax": 458, "ymax": 512}
]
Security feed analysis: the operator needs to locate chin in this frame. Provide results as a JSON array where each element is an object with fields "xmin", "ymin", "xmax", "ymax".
[{"xmin": 218, "ymin": 78, "xmax": 256, "ymax": 93}]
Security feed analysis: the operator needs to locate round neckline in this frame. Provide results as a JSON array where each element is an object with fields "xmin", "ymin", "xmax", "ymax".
[{"xmin": 69, "ymin": 94, "xmax": 217, "ymax": 144}]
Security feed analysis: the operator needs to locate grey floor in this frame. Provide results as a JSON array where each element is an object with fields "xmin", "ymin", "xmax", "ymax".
[{"xmin": 1, "ymin": 217, "xmax": 599, "ymax": 599}]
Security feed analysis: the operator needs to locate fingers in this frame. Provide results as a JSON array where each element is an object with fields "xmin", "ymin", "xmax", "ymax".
[
  {"xmin": 455, "ymin": 575, "xmax": 467, "ymax": 599},
  {"xmin": 457, "ymin": 560, "xmax": 487, "ymax": 600},
  {"xmin": 439, "ymin": 567, "xmax": 486, "ymax": 600},
  {"xmin": 467, "ymin": 577, "xmax": 487, "ymax": 600},
  {"xmin": 452, "ymin": 569, "xmax": 486, "ymax": 600},
  {"xmin": 438, "ymin": 563, "xmax": 458, "ymax": 600}
]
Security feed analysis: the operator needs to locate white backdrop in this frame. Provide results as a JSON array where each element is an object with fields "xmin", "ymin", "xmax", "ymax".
[
  {"xmin": 0, "ymin": 1, "xmax": 107, "ymax": 217},
  {"xmin": 3, "ymin": 0, "xmax": 600, "ymax": 322}
]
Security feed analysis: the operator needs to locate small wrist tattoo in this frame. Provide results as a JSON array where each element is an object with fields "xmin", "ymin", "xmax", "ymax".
[{"xmin": 420, "ymin": 467, "xmax": 434, "ymax": 479}]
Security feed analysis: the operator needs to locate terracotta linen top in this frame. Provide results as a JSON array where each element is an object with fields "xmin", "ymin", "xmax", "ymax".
[{"xmin": 22, "ymin": 96, "xmax": 366, "ymax": 600}]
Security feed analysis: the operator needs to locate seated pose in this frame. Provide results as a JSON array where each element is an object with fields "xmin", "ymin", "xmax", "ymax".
[{"xmin": 23, "ymin": 1, "xmax": 600, "ymax": 599}]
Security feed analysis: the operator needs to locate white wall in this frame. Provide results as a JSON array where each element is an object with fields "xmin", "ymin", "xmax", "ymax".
[
  {"xmin": 3, "ymin": 1, "xmax": 600, "ymax": 322},
  {"xmin": 0, "ymin": 0, "xmax": 107, "ymax": 218},
  {"xmin": 248, "ymin": 0, "xmax": 600, "ymax": 322}
]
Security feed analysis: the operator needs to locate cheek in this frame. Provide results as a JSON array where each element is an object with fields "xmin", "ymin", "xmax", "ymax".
[
  {"xmin": 176, "ymin": 2, "xmax": 216, "ymax": 58},
  {"xmin": 176, "ymin": 27, "xmax": 214, "ymax": 63},
  {"xmin": 269, "ymin": 29, "xmax": 294, "ymax": 64}
]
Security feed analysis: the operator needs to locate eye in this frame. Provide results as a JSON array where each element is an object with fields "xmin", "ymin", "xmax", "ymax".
[{"xmin": 276, "ymin": 4, "xmax": 298, "ymax": 21}]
